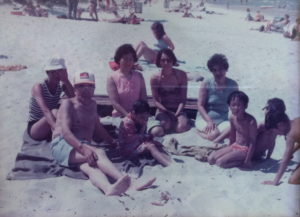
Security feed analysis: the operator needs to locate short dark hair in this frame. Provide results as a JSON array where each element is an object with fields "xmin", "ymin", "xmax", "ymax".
[
  {"xmin": 114, "ymin": 44, "xmax": 138, "ymax": 64},
  {"xmin": 133, "ymin": 100, "xmax": 150, "ymax": 114},
  {"xmin": 207, "ymin": 53, "xmax": 229, "ymax": 72},
  {"xmin": 156, "ymin": 48, "xmax": 177, "ymax": 67},
  {"xmin": 227, "ymin": 90, "xmax": 249, "ymax": 106},
  {"xmin": 151, "ymin": 22, "xmax": 165, "ymax": 40}
]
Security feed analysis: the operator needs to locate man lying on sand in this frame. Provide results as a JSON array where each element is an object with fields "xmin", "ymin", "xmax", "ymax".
[
  {"xmin": 103, "ymin": 12, "xmax": 144, "ymax": 24},
  {"xmin": 50, "ymin": 71, "xmax": 155, "ymax": 196}
]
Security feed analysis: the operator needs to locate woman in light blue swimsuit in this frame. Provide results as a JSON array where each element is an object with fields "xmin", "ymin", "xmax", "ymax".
[
  {"xmin": 135, "ymin": 21, "xmax": 174, "ymax": 63},
  {"xmin": 195, "ymin": 54, "xmax": 238, "ymax": 141}
]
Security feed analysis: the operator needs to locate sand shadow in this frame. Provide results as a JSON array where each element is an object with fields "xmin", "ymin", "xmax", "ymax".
[{"xmin": 250, "ymin": 158, "xmax": 298, "ymax": 174}]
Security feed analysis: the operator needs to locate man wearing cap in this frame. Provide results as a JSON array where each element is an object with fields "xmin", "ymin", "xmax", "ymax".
[
  {"xmin": 27, "ymin": 56, "xmax": 74, "ymax": 141},
  {"xmin": 50, "ymin": 71, "xmax": 155, "ymax": 195}
]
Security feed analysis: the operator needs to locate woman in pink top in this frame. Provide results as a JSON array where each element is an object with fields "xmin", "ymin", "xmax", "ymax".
[{"xmin": 107, "ymin": 44, "xmax": 147, "ymax": 117}]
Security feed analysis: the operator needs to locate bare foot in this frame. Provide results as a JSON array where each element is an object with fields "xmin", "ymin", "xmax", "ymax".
[
  {"xmin": 106, "ymin": 175, "xmax": 131, "ymax": 196},
  {"xmin": 131, "ymin": 177, "xmax": 156, "ymax": 191}
]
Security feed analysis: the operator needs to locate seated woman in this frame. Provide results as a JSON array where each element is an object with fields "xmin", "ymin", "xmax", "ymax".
[
  {"xmin": 195, "ymin": 54, "xmax": 238, "ymax": 141},
  {"xmin": 150, "ymin": 48, "xmax": 190, "ymax": 136},
  {"xmin": 135, "ymin": 21, "xmax": 175, "ymax": 63},
  {"xmin": 107, "ymin": 44, "xmax": 147, "ymax": 118},
  {"xmin": 27, "ymin": 56, "xmax": 74, "ymax": 141}
]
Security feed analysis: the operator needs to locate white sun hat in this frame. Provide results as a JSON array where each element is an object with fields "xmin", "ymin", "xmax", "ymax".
[
  {"xmin": 44, "ymin": 56, "xmax": 66, "ymax": 71},
  {"xmin": 73, "ymin": 71, "xmax": 95, "ymax": 85}
]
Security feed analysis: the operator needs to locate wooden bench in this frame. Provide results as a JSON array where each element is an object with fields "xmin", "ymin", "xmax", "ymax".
[{"xmin": 93, "ymin": 94, "xmax": 198, "ymax": 119}]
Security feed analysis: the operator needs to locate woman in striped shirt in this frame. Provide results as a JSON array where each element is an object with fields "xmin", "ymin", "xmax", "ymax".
[{"xmin": 27, "ymin": 56, "xmax": 74, "ymax": 141}]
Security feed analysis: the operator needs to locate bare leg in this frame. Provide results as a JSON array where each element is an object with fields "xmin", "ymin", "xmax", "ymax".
[
  {"xmin": 288, "ymin": 164, "xmax": 300, "ymax": 184},
  {"xmin": 135, "ymin": 41, "xmax": 157, "ymax": 62},
  {"xmin": 176, "ymin": 114, "xmax": 190, "ymax": 133},
  {"xmin": 80, "ymin": 163, "xmax": 131, "ymax": 195},
  {"xmin": 89, "ymin": 147, "xmax": 125, "ymax": 180},
  {"xmin": 215, "ymin": 149, "xmax": 247, "ymax": 168},
  {"xmin": 207, "ymin": 146, "xmax": 232, "ymax": 164},
  {"xmin": 156, "ymin": 112, "xmax": 173, "ymax": 132},
  {"xmin": 144, "ymin": 142, "xmax": 172, "ymax": 167},
  {"xmin": 149, "ymin": 126, "xmax": 165, "ymax": 137},
  {"xmin": 30, "ymin": 109, "xmax": 57, "ymax": 140}
]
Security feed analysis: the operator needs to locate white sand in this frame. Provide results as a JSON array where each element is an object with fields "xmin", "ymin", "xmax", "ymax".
[{"xmin": 0, "ymin": 1, "xmax": 299, "ymax": 217}]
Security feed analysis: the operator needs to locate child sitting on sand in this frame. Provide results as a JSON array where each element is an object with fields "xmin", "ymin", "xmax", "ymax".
[
  {"xmin": 207, "ymin": 91, "xmax": 257, "ymax": 168},
  {"xmin": 245, "ymin": 8, "xmax": 253, "ymax": 21},
  {"xmin": 253, "ymin": 98, "xmax": 290, "ymax": 160},
  {"xmin": 254, "ymin": 10, "xmax": 265, "ymax": 22},
  {"xmin": 119, "ymin": 100, "xmax": 171, "ymax": 167}
]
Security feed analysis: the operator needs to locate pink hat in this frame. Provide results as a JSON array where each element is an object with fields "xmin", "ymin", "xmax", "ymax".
[{"xmin": 73, "ymin": 71, "xmax": 95, "ymax": 85}]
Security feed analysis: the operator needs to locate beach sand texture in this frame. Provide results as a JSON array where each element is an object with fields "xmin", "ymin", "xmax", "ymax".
[{"xmin": 0, "ymin": 1, "xmax": 299, "ymax": 217}]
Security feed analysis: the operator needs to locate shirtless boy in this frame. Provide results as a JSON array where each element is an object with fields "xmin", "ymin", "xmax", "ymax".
[
  {"xmin": 51, "ymin": 71, "xmax": 155, "ymax": 195},
  {"xmin": 208, "ymin": 91, "xmax": 257, "ymax": 168}
]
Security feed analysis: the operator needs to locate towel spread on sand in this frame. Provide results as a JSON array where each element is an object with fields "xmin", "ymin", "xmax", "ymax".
[
  {"xmin": 7, "ymin": 131, "xmax": 157, "ymax": 180},
  {"xmin": 163, "ymin": 137, "xmax": 227, "ymax": 162}
]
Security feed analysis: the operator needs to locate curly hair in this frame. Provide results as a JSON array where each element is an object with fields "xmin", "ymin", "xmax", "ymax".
[
  {"xmin": 207, "ymin": 53, "xmax": 229, "ymax": 72},
  {"xmin": 114, "ymin": 44, "xmax": 138, "ymax": 64}
]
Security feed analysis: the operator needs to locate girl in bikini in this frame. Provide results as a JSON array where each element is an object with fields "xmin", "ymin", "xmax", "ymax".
[
  {"xmin": 150, "ymin": 48, "xmax": 190, "ymax": 136},
  {"xmin": 135, "ymin": 21, "xmax": 175, "ymax": 63}
]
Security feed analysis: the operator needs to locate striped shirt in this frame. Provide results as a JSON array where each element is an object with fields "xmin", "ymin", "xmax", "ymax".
[{"xmin": 28, "ymin": 81, "xmax": 62, "ymax": 122}]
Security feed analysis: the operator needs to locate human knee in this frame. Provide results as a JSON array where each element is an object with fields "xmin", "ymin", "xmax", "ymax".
[
  {"xmin": 288, "ymin": 174, "xmax": 300, "ymax": 184},
  {"xmin": 176, "ymin": 122, "xmax": 190, "ymax": 133},
  {"xmin": 51, "ymin": 109, "xmax": 58, "ymax": 117},
  {"xmin": 150, "ymin": 126, "xmax": 165, "ymax": 137},
  {"xmin": 144, "ymin": 142, "xmax": 156, "ymax": 150},
  {"xmin": 215, "ymin": 158, "xmax": 227, "ymax": 168},
  {"xmin": 94, "ymin": 149, "xmax": 107, "ymax": 159},
  {"xmin": 207, "ymin": 154, "xmax": 215, "ymax": 165}
]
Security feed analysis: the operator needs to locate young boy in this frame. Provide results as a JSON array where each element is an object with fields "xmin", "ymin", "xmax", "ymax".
[
  {"xmin": 207, "ymin": 91, "xmax": 257, "ymax": 168},
  {"xmin": 253, "ymin": 98, "xmax": 291, "ymax": 160},
  {"xmin": 119, "ymin": 100, "xmax": 171, "ymax": 167}
]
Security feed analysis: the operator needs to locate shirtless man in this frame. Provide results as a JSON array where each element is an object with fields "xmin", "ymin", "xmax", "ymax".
[
  {"xmin": 263, "ymin": 118, "xmax": 300, "ymax": 185},
  {"xmin": 51, "ymin": 71, "xmax": 155, "ymax": 195},
  {"xmin": 208, "ymin": 91, "xmax": 257, "ymax": 168}
]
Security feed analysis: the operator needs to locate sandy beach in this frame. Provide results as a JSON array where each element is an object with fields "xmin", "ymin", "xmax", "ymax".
[{"xmin": 0, "ymin": 1, "xmax": 299, "ymax": 216}]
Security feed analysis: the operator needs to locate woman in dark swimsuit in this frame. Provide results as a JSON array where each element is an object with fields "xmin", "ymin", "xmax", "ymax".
[{"xmin": 150, "ymin": 48, "xmax": 190, "ymax": 136}]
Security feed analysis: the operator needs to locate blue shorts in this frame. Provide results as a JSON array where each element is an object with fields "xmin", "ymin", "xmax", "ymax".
[{"xmin": 50, "ymin": 136, "xmax": 74, "ymax": 167}]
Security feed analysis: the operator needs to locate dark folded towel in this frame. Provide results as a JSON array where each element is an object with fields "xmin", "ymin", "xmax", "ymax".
[{"xmin": 7, "ymin": 130, "xmax": 158, "ymax": 181}]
